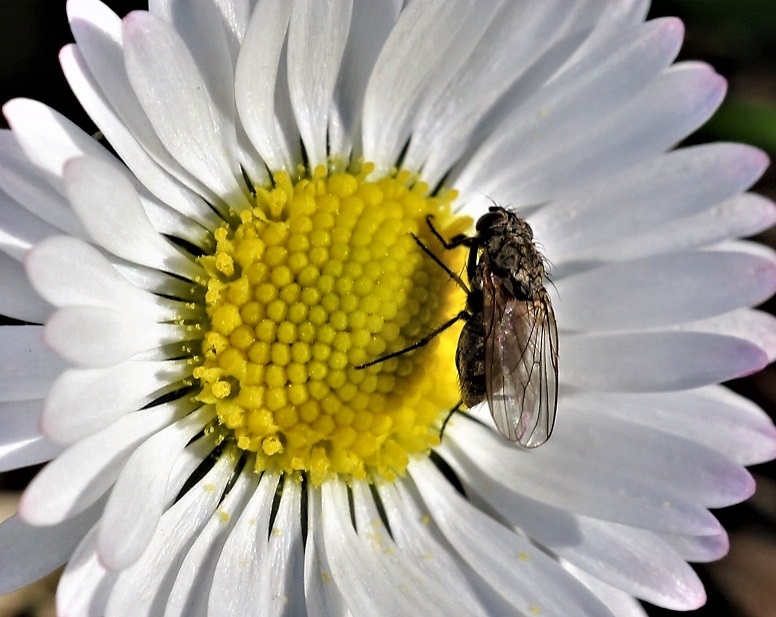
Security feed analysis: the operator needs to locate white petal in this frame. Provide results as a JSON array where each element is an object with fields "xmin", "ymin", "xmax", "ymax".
[
  {"xmin": 0, "ymin": 131, "xmax": 85, "ymax": 237},
  {"xmin": 165, "ymin": 471, "xmax": 258, "ymax": 617},
  {"xmin": 25, "ymin": 236, "xmax": 186, "ymax": 321},
  {"xmin": 0, "ymin": 399, "xmax": 44, "ymax": 447},
  {"xmin": 459, "ymin": 62, "xmax": 727, "ymax": 208},
  {"xmin": 45, "ymin": 306, "xmax": 196, "ymax": 368},
  {"xmin": 406, "ymin": 0, "xmax": 584, "ymax": 185},
  {"xmin": 150, "ymin": 0, "xmax": 237, "ymax": 130},
  {"xmin": 0, "ymin": 434, "xmax": 62, "ymax": 473},
  {"xmin": 106, "ymin": 447, "xmax": 236, "ymax": 617},
  {"xmin": 591, "ymin": 192, "xmax": 776, "ymax": 261},
  {"xmin": 2, "ymin": 98, "xmax": 127, "ymax": 192},
  {"xmin": 328, "ymin": 0, "xmax": 401, "ymax": 160},
  {"xmin": 362, "ymin": 0, "xmax": 486, "ymax": 176},
  {"xmin": 679, "ymin": 307, "xmax": 776, "ymax": 362},
  {"xmin": 548, "ymin": 402, "xmax": 753, "ymax": 507},
  {"xmin": 304, "ymin": 482, "xmax": 348, "ymax": 617},
  {"xmin": 532, "ymin": 143, "xmax": 768, "ymax": 259},
  {"xmin": 150, "ymin": 0, "xmax": 254, "ymax": 65},
  {"xmin": 0, "ymin": 497, "xmax": 104, "ymax": 594},
  {"xmin": 209, "ymin": 472, "xmax": 279, "ymax": 617},
  {"xmin": 0, "ymin": 326, "xmax": 65, "ymax": 402},
  {"xmin": 378, "ymin": 481, "xmax": 490, "ymax": 615},
  {"xmin": 60, "ymin": 44, "xmax": 221, "ymax": 233},
  {"xmin": 97, "ymin": 406, "xmax": 215, "ymax": 570},
  {"xmin": 42, "ymin": 359, "xmax": 191, "ymax": 444},
  {"xmin": 456, "ymin": 18, "xmax": 684, "ymax": 194},
  {"xmin": 0, "ymin": 192, "xmax": 61, "ymax": 261},
  {"xmin": 67, "ymin": 0, "xmax": 225, "ymax": 211},
  {"xmin": 662, "ymin": 530, "xmax": 730, "ymax": 564},
  {"xmin": 0, "ymin": 252, "xmax": 51, "ymax": 323},
  {"xmin": 235, "ymin": 0, "xmax": 300, "ymax": 172},
  {"xmin": 287, "ymin": 0, "xmax": 352, "ymax": 169},
  {"xmin": 409, "ymin": 457, "xmax": 612, "ymax": 616},
  {"xmin": 20, "ymin": 399, "xmax": 189, "ymax": 526},
  {"xmin": 319, "ymin": 477, "xmax": 483, "ymax": 616},
  {"xmin": 57, "ymin": 526, "xmax": 117, "ymax": 617},
  {"xmin": 452, "ymin": 454, "xmax": 704, "ymax": 609},
  {"xmin": 560, "ymin": 331, "xmax": 767, "ymax": 392},
  {"xmin": 443, "ymin": 418, "xmax": 722, "ymax": 535},
  {"xmin": 123, "ymin": 11, "xmax": 249, "ymax": 205},
  {"xmin": 63, "ymin": 156, "xmax": 202, "ymax": 279},
  {"xmin": 570, "ymin": 386, "xmax": 776, "ymax": 467},
  {"xmin": 568, "ymin": 565, "xmax": 653, "ymax": 617},
  {"xmin": 552, "ymin": 250, "xmax": 776, "ymax": 331},
  {"xmin": 257, "ymin": 477, "xmax": 306, "ymax": 616}
]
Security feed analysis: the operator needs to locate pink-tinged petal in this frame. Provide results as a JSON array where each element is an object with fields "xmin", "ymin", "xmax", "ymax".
[{"xmin": 460, "ymin": 62, "xmax": 727, "ymax": 210}]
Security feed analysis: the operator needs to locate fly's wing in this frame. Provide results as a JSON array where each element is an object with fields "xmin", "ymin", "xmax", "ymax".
[{"xmin": 483, "ymin": 273, "xmax": 559, "ymax": 447}]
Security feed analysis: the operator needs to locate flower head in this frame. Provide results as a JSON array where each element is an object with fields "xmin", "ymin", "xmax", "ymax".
[{"xmin": 1, "ymin": 1, "xmax": 776, "ymax": 615}]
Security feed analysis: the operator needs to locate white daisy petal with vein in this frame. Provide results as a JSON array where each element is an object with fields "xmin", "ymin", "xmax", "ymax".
[{"xmin": 1, "ymin": 1, "xmax": 775, "ymax": 615}]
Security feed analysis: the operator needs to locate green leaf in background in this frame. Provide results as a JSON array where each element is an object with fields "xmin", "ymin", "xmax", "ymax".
[{"xmin": 705, "ymin": 100, "xmax": 776, "ymax": 156}]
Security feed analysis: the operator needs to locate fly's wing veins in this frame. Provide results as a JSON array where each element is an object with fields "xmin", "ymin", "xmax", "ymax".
[{"xmin": 483, "ymin": 273, "xmax": 558, "ymax": 447}]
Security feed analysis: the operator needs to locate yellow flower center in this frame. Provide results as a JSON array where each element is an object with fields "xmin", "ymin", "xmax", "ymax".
[{"xmin": 194, "ymin": 163, "xmax": 470, "ymax": 485}]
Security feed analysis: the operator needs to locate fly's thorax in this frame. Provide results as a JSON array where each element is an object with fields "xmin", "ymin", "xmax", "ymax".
[{"xmin": 481, "ymin": 231, "xmax": 546, "ymax": 299}]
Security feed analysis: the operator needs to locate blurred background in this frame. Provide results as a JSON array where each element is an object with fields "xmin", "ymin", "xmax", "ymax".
[{"xmin": 0, "ymin": 1, "xmax": 774, "ymax": 615}]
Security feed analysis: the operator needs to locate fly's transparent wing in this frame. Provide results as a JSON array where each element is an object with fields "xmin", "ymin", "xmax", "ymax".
[{"xmin": 483, "ymin": 274, "xmax": 559, "ymax": 447}]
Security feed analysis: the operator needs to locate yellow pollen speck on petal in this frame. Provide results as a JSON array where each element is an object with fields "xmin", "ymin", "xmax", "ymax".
[
  {"xmin": 531, "ymin": 606, "xmax": 542, "ymax": 615},
  {"xmin": 195, "ymin": 165, "xmax": 467, "ymax": 485}
]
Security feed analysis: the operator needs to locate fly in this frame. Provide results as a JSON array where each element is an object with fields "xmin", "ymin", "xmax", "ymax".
[{"xmin": 357, "ymin": 205, "xmax": 559, "ymax": 448}]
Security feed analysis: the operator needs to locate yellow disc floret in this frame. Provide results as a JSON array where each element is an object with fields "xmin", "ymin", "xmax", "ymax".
[{"xmin": 195, "ymin": 164, "xmax": 469, "ymax": 485}]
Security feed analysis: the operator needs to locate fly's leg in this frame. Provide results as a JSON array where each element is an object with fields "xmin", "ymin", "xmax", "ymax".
[
  {"xmin": 439, "ymin": 402, "xmax": 463, "ymax": 440},
  {"xmin": 355, "ymin": 310, "xmax": 470, "ymax": 369}
]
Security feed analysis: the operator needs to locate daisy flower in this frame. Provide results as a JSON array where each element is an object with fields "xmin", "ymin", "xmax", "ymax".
[{"xmin": 2, "ymin": 0, "xmax": 776, "ymax": 615}]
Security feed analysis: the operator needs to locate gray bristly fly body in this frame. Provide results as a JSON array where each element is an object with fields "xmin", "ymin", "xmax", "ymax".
[{"xmin": 357, "ymin": 205, "xmax": 558, "ymax": 448}]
